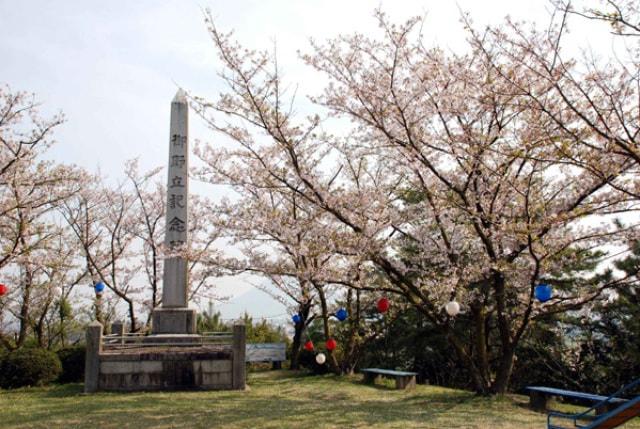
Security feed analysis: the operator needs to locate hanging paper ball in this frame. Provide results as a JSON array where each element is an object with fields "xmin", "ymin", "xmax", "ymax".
[
  {"xmin": 94, "ymin": 282, "xmax": 105, "ymax": 293},
  {"xmin": 377, "ymin": 297, "xmax": 390, "ymax": 313},
  {"xmin": 292, "ymin": 314, "xmax": 301, "ymax": 324},
  {"xmin": 304, "ymin": 340, "xmax": 314, "ymax": 351},
  {"xmin": 315, "ymin": 353, "xmax": 326, "ymax": 365},
  {"xmin": 0, "ymin": 284, "xmax": 7, "ymax": 296},
  {"xmin": 535, "ymin": 284, "xmax": 552, "ymax": 303},
  {"xmin": 445, "ymin": 301, "xmax": 461, "ymax": 317},
  {"xmin": 336, "ymin": 308, "xmax": 348, "ymax": 322},
  {"xmin": 326, "ymin": 338, "xmax": 337, "ymax": 351}
]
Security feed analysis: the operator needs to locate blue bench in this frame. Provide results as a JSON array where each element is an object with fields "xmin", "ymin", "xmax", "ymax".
[
  {"xmin": 361, "ymin": 368, "xmax": 418, "ymax": 389},
  {"xmin": 526, "ymin": 386, "xmax": 627, "ymax": 415}
]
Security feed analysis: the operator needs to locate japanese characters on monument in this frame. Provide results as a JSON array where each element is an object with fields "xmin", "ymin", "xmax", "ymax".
[{"xmin": 162, "ymin": 89, "xmax": 189, "ymax": 307}]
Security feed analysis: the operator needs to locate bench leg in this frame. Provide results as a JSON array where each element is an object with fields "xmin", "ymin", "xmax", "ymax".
[
  {"xmin": 363, "ymin": 373, "xmax": 378, "ymax": 384},
  {"xmin": 396, "ymin": 375, "xmax": 416, "ymax": 390},
  {"xmin": 272, "ymin": 361, "xmax": 282, "ymax": 370},
  {"xmin": 529, "ymin": 392, "xmax": 549, "ymax": 412}
]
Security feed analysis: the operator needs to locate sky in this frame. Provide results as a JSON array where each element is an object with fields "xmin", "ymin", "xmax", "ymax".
[{"xmin": 0, "ymin": 0, "xmax": 619, "ymax": 323}]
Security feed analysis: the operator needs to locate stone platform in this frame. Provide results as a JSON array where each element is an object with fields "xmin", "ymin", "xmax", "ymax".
[
  {"xmin": 99, "ymin": 346, "xmax": 233, "ymax": 391},
  {"xmin": 84, "ymin": 322, "xmax": 246, "ymax": 392}
]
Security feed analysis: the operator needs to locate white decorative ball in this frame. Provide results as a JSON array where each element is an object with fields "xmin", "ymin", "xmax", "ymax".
[
  {"xmin": 445, "ymin": 301, "xmax": 461, "ymax": 317},
  {"xmin": 315, "ymin": 353, "xmax": 326, "ymax": 365}
]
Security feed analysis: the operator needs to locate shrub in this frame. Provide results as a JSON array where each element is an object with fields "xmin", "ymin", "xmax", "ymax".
[
  {"xmin": 56, "ymin": 346, "xmax": 85, "ymax": 383},
  {"xmin": 0, "ymin": 348, "xmax": 62, "ymax": 388}
]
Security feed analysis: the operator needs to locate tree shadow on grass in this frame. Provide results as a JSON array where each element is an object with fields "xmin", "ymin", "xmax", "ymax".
[
  {"xmin": 44, "ymin": 383, "xmax": 84, "ymax": 397},
  {"xmin": 0, "ymin": 372, "xmax": 550, "ymax": 429},
  {"xmin": 0, "ymin": 382, "xmax": 84, "ymax": 398}
]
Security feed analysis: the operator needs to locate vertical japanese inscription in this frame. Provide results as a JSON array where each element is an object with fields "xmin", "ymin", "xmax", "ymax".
[{"xmin": 162, "ymin": 90, "xmax": 189, "ymax": 308}]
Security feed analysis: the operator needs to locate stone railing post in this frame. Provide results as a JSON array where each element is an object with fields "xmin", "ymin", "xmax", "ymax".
[
  {"xmin": 232, "ymin": 323, "xmax": 246, "ymax": 390},
  {"xmin": 84, "ymin": 321, "xmax": 103, "ymax": 393},
  {"xmin": 111, "ymin": 320, "xmax": 124, "ymax": 344}
]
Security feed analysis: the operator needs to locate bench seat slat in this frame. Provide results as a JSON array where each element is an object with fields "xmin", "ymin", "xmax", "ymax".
[
  {"xmin": 526, "ymin": 386, "xmax": 627, "ymax": 404},
  {"xmin": 361, "ymin": 368, "xmax": 417, "ymax": 377}
]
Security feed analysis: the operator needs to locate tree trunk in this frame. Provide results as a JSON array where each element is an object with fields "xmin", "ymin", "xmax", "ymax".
[
  {"xmin": 341, "ymin": 289, "xmax": 361, "ymax": 374},
  {"xmin": 17, "ymin": 266, "xmax": 33, "ymax": 348},
  {"xmin": 471, "ymin": 304, "xmax": 492, "ymax": 392},
  {"xmin": 127, "ymin": 298, "xmax": 137, "ymax": 333},
  {"xmin": 34, "ymin": 318, "xmax": 45, "ymax": 348},
  {"xmin": 316, "ymin": 284, "xmax": 340, "ymax": 374},
  {"xmin": 290, "ymin": 301, "xmax": 312, "ymax": 370},
  {"xmin": 490, "ymin": 271, "xmax": 516, "ymax": 394},
  {"xmin": 59, "ymin": 304, "xmax": 66, "ymax": 348},
  {"xmin": 447, "ymin": 331, "xmax": 492, "ymax": 394},
  {"xmin": 491, "ymin": 346, "xmax": 516, "ymax": 394},
  {"xmin": 94, "ymin": 294, "xmax": 103, "ymax": 325}
]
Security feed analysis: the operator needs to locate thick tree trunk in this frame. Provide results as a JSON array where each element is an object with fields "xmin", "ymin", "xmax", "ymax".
[
  {"xmin": 471, "ymin": 305, "xmax": 492, "ymax": 392},
  {"xmin": 447, "ymin": 330, "xmax": 492, "ymax": 394},
  {"xmin": 316, "ymin": 284, "xmax": 340, "ymax": 374},
  {"xmin": 290, "ymin": 323, "xmax": 303, "ymax": 370},
  {"xmin": 490, "ymin": 271, "xmax": 516, "ymax": 394},
  {"xmin": 127, "ymin": 299, "xmax": 137, "ymax": 333},
  {"xmin": 491, "ymin": 347, "xmax": 516, "ymax": 394},
  {"xmin": 290, "ymin": 301, "xmax": 312, "ymax": 370},
  {"xmin": 17, "ymin": 266, "xmax": 33, "ymax": 348},
  {"xmin": 59, "ymin": 314, "xmax": 66, "ymax": 348},
  {"xmin": 34, "ymin": 318, "xmax": 45, "ymax": 348},
  {"xmin": 341, "ymin": 289, "xmax": 361, "ymax": 374}
]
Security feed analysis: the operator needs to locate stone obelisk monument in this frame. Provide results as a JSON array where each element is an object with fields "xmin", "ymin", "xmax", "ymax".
[{"xmin": 152, "ymin": 89, "xmax": 197, "ymax": 335}]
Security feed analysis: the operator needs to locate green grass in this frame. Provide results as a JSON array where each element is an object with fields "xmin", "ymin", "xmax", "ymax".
[{"xmin": 1, "ymin": 370, "xmax": 638, "ymax": 428}]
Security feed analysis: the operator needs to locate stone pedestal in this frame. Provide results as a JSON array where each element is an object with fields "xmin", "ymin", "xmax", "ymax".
[
  {"xmin": 151, "ymin": 307, "xmax": 197, "ymax": 334},
  {"xmin": 99, "ymin": 346, "xmax": 234, "ymax": 391},
  {"xmin": 84, "ymin": 321, "xmax": 247, "ymax": 392},
  {"xmin": 84, "ymin": 321, "xmax": 103, "ymax": 393}
]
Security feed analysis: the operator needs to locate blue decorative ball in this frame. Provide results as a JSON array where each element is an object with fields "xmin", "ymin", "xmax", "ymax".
[
  {"xmin": 94, "ymin": 281, "xmax": 105, "ymax": 293},
  {"xmin": 292, "ymin": 314, "xmax": 301, "ymax": 324},
  {"xmin": 336, "ymin": 308, "xmax": 348, "ymax": 322},
  {"xmin": 535, "ymin": 284, "xmax": 552, "ymax": 302}
]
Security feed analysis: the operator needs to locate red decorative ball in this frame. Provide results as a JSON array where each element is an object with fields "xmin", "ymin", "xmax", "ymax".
[
  {"xmin": 304, "ymin": 340, "xmax": 314, "ymax": 351},
  {"xmin": 326, "ymin": 338, "xmax": 337, "ymax": 351},
  {"xmin": 0, "ymin": 284, "xmax": 7, "ymax": 296},
  {"xmin": 377, "ymin": 297, "xmax": 390, "ymax": 313}
]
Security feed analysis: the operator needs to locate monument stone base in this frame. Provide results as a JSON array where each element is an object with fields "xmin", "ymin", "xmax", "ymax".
[
  {"xmin": 84, "ymin": 322, "xmax": 247, "ymax": 393},
  {"xmin": 151, "ymin": 307, "xmax": 197, "ymax": 334}
]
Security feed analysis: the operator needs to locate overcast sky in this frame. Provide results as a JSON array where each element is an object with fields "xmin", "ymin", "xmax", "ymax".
[{"xmin": 0, "ymin": 0, "xmax": 618, "ymax": 322}]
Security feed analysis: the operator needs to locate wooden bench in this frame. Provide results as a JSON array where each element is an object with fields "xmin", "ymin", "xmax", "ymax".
[
  {"xmin": 246, "ymin": 343, "xmax": 286, "ymax": 369},
  {"xmin": 361, "ymin": 368, "xmax": 418, "ymax": 390},
  {"xmin": 526, "ymin": 386, "xmax": 627, "ymax": 415}
]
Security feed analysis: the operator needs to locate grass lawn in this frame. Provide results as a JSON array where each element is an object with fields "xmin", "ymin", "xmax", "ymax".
[{"xmin": 1, "ymin": 370, "xmax": 639, "ymax": 428}]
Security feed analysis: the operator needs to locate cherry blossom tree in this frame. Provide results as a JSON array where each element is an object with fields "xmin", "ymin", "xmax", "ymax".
[
  {"xmin": 192, "ymin": 152, "xmax": 353, "ymax": 370},
  {"xmin": 193, "ymin": 10, "xmax": 638, "ymax": 393},
  {"xmin": 554, "ymin": 0, "xmax": 640, "ymax": 36},
  {"xmin": 61, "ymin": 176, "xmax": 143, "ymax": 330},
  {"xmin": 469, "ymin": 2, "xmax": 640, "ymax": 204},
  {"xmin": 125, "ymin": 159, "xmax": 165, "ymax": 317},
  {"xmin": 0, "ymin": 85, "xmax": 69, "ymax": 270},
  {"xmin": 0, "ymin": 85, "xmax": 84, "ymax": 349},
  {"xmin": 61, "ymin": 160, "xmax": 223, "ymax": 332}
]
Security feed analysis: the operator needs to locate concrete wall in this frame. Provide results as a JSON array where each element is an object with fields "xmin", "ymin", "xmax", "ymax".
[{"xmin": 98, "ymin": 353, "xmax": 233, "ymax": 391}]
